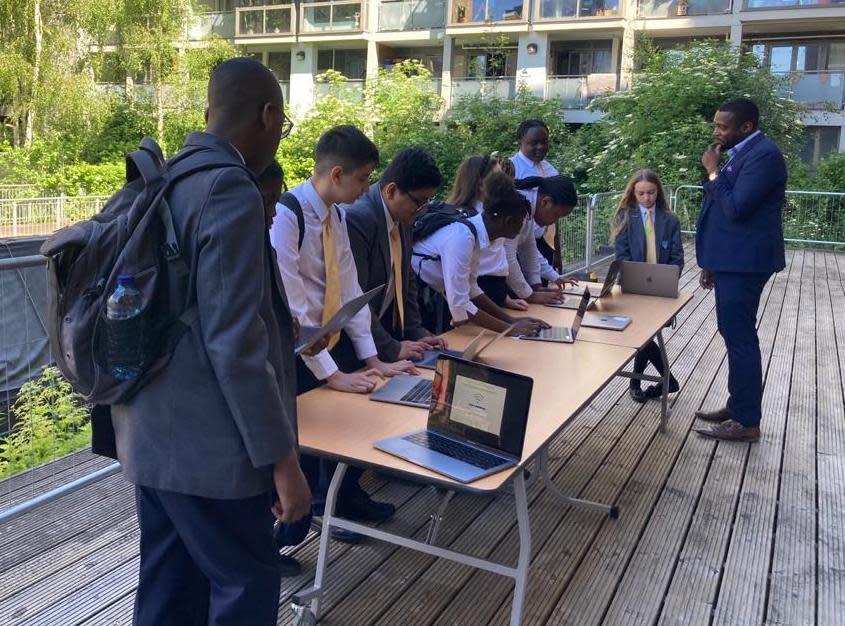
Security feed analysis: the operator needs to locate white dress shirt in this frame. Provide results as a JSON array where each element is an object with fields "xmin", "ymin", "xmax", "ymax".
[
  {"xmin": 474, "ymin": 201, "xmax": 509, "ymax": 277},
  {"xmin": 411, "ymin": 212, "xmax": 489, "ymax": 323},
  {"xmin": 269, "ymin": 179, "xmax": 377, "ymax": 380},
  {"xmin": 511, "ymin": 151, "xmax": 562, "ymax": 241},
  {"xmin": 503, "ymin": 189, "xmax": 562, "ymax": 297}
]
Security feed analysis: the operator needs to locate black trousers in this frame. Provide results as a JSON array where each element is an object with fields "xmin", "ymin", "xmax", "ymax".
[
  {"xmin": 133, "ymin": 486, "xmax": 281, "ymax": 626},
  {"xmin": 631, "ymin": 339, "xmax": 675, "ymax": 389},
  {"xmin": 476, "ymin": 275, "xmax": 508, "ymax": 307}
]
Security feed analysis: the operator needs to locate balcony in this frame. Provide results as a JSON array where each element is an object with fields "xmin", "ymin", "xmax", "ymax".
[
  {"xmin": 301, "ymin": 0, "xmax": 364, "ymax": 32},
  {"xmin": 775, "ymin": 71, "xmax": 845, "ymax": 110},
  {"xmin": 546, "ymin": 73, "xmax": 617, "ymax": 108},
  {"xmin": 188, "ymin": 11, "xmax": 235, "ymax": 40},
  {"xmin": 235, "ymin": 5, "xmax": 294, "ymax": 37},
  {"xmin": 537, "ymin": 0, "xmax": 619, "ymax": 19},
  {"xmin": 449, "ymin": 0, "xmax": 526, "ymax": 24},
  {"xmin": 314, "ymin": 78, "xmax": 366, "ymax": 99},
  {"xmin": 450, "ymin": 77, "xmax": 517, "ymax": 104},
  {"xmin": 379, "ymin": 0, "xmax": 447, "ymax": 30},
  {"xmin": 744, "ymin": 0, "xmax": 845, "ymax": 8},
  {"xmin": 638, "ymin": 0, "xmax": 731, "ymax": 17}
]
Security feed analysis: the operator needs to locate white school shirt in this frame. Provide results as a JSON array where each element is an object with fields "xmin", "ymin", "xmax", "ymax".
[
  {"xmin": 411, "ymin": 212, "xmax": 490, "ymax": 323},
  {"xmin": 269, "ymin": 179, "xmax": 377, "ymax": 380},
  {"xmin": 511, "ymin": 151, "xmax": 562, "ymax": 242},
  {"xmin": 503, "ymin": 189, "xmax": 562, "ymax": 297},
  {"xmin": 474, "ymin": 201, "xmax": 509, "ymax": 277}
]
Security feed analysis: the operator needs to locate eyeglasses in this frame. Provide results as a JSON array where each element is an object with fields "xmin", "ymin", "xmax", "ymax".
[
  {"xmin": 280, "ymin": 111, "xmax": 294, "ymax": 139},
  {"xmin": 405, "ymin": 190, "xmax": 430, "ymax": 212}
]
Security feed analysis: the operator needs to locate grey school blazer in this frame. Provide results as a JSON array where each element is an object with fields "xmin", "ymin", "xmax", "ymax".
[
  {"xmin": 345, "ymin": 184, "xmax": 429, "ymax": 362},
  {"xmin": 111, "ymin": 132, "xmax": 298, "ymax": 500}
]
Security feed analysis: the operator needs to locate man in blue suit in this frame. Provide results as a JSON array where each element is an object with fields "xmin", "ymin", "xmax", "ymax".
[{"xmin": 694, "ymin": 97, "xmax": 787, "ymax": 442}]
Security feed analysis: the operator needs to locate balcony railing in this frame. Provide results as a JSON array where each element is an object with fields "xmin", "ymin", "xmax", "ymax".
[
  {"xmin": 546, "ymin": 73, "xmax": 617, "ymax": 108},
  {"xmin": 280, "ymin": 81, "xmax": 290, "ymax": 103},
  {"xmin": 744, "ymin": 0, "xmax": 844, "ymax": 8},
  {"xmin": 235, "ymin": 5, "xmax": 294, "ymax": 37},
  {"xmin": 314, "ymin": 78, "xmax": 366, "ymax": 99},
  {"xmin": 301, "ymin": 0, "xmax": 364, "ymax": 32},
  {"xmin": 775, "ymin": 71, "xmax": 845, "ymax": 110},
  {"xmin": 379, "ymin": 0, "xmax": 447, "ymax": 30},
  {"xmin": 449, "ymin": 0, "xmax": 526, "ymax": 24},
  {"xmin": 188, "ymin": 11, "xmax": 236, "ymax": 40},
  {"xmin": 638, "ymin": 0, "xmax": 731, "ymax": 17},
  {"xmin": 537, "ymin": 0, "xmax": 619, "ymax": 18},
  {"xmin": 450, "ymin": 77, "xmax": 517, "ymax": 104}
]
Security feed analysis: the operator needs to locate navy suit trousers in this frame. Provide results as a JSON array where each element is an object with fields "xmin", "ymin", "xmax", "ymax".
[
  {"xmin": 714, "ymin": 271, "xmax": 772, "ymax": 427},
  {"xmin": 133, "ymin": 486, "xmax": 281, "ymax": 626}
]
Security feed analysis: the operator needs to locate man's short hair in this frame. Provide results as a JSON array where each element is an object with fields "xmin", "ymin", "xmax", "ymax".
[
  {"xmin": 380, "ymin": 148, "xmax": 442, "ymax": 191},
  {"xmin": 718, "ymin": 97, "xmax": 760, "ymax": 130},
  {"xmin": 314, "ymin": 125, "xmax": 379, "ymax": 174}
]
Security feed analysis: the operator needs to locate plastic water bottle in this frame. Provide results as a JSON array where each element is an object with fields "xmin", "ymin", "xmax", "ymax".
[{"xmin": 106, "ymin": 274, "xmax": 144, "ymax": 380}]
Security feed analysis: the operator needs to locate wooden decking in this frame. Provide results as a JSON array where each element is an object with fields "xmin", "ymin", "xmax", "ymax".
[{"xmin": 1, "ymin": 243, "xmax": 844, "ymax": 625}]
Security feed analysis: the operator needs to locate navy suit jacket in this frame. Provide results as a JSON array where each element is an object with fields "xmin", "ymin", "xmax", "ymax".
[
  {"xmin": 696, "ymin": 132, "xmax": 787, "ymax": 274},
  {"xmin": 615, "ymin": 207, "xmax": 684, "ymax": 270},
  {"xmin": 344, "ymin": 184, "xmax": 429, "ymax": 362}
]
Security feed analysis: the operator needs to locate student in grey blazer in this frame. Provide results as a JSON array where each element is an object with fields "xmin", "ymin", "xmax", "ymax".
[
  {"xmin": 341, "ymin": 148, "xmax": 447, "ymax": 366},
  {"xmin": 612, "ymin": 169, "xmax": 684, "ymax": 403},
  {"xmin": 109, "ymin": 59, "xmax": 310, "ymax": 626}
]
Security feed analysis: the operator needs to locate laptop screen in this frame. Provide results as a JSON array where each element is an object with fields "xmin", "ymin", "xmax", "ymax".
[{"xmin": 428, "ymin": 355, "xmax": 533, "ymax": 458}]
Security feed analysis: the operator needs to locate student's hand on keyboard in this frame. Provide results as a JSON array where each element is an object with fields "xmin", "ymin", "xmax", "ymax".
[
  {"xmin": 420, "ymin": 335, "xmax": 448, "ymax": 350},
  {"xmin": 509, "ymin": 318, "xmax": 544, "ymax": 337},
  {"xmin": 504, "ymin": 296, "xmax": 529, "ymax": 311},
  {"xmin": 554, "ymin": 276, "xmax": 579, "ymax": 289},
  {"xmin": 326, "ymin": 369, "xmax": 384, "ymax": 393},
  {"xmin": 367, "ymin": 357, "xmax": 420, "ymax": 377},
  {"xmin": 399, "ymin": 340, "xmax": 427, "ymax": 361},
  {"xmin": 526, "ymin": 290, "xmax": 565, "ymax": 305}
]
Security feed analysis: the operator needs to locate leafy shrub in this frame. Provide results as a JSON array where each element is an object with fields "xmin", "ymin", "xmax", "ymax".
[{"xmin": 0, "ymin": 367, "xmax": 91, "ymax": 479}]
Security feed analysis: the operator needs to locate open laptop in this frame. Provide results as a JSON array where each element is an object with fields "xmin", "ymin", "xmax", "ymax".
[
  {"xmin": 553, "ymin": 259, "xmax": 622, "ymax": 307},
  {"xmin": 374, "ymin": 354, "xmax": 533, "ymax": 483},
  {"xmin": 295, "ymin": 285, "xmax": 384, "ymax": 355},
  {"xmin": 519, "ymin": 288, "xmax": 591, "ymax": 344},
  {"xmin": 620, "ymin": 261, "xmax": 680, "ymax": 298},
  {"xmin": 372, "ymin": 324, "xmax": 516, "ymax": 408},
  {"xmin": 416, "ymin": 323, "xmax": 515, "ymax": 370}
]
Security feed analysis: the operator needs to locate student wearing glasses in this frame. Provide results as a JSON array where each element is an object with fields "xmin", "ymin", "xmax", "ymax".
[{"xmin": 342, "ymin": 148, "xmax": 449, "ymax": 366}]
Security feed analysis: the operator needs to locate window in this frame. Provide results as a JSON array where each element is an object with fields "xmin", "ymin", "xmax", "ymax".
[
  {"xmin": 752, "ymin": 39, "xmax": 845, "ymax": 73},
  {"xmin": 453, "ymin": 48, "xmax": 518, "ymax": 79},
  {"xmin": 381, "ymin": 47, "xmax": 443, "ymax": 78},
  {"xmin": 317, "ymin": 49, "xmax": 367, "ymax": 79},
  {"xmin": 551, "ymin": 41, "xmax": 612, "ymax": 75},
  {"xmin": 801, "ymin": 126, "xmax": 840, "ymax": 164},
  {"xmin": 268, "ymin": 51, "xmax": 291, "ymax": 81}
]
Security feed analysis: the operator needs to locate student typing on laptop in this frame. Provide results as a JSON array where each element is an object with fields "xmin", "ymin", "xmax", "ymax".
[{"xmin": 611, "ymin": 169, "xmax": 683, "ymax": 403}]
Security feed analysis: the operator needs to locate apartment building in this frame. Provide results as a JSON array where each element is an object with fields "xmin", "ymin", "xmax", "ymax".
[{"xmin": 192, "ymin": 0, "xmax": 845, "ymax": 162}]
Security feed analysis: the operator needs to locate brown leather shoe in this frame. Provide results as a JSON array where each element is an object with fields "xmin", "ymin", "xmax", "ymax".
[
  {"xmin": 695, "ymin": 407, "xmax": 734, "ymax": 423},
  {"xmin": 695, "ymin": 419, "xmax": 760, "ymax": 442}
]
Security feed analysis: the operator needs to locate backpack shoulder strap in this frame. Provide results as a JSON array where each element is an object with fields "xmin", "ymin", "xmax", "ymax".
[{"xmin": 278, "ymin": 192, "xmax": 305, "ymax": 250}]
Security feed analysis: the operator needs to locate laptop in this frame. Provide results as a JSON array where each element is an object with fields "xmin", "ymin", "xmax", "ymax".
[
  {"xmin": 416, "ymin": 324, "xmax": 515, "ymax": 370},
  {"xmin": 554, "ymin": 259, "xmax": 622, "ymax": 307},
  {"xmin": 583, "ymin": 312, "xmax": 631, "ymax": 331},
  {"xmin": 518, "ymin": 288, "xmax": 591, "ymax": 344},
  {"xmin": 373, "ymin": 325, "xmax": 517, "ymax": 408},
  {"xmin": 374, "ymin": 355, "xmax": 533, "ymax": 483},
  {"xmin": 620, "ymin": 261, "xmax": 680, "ymax": 298},
  {"xmin": 295, "ymin": 285, "xmax": 384, "ymax": 355}
]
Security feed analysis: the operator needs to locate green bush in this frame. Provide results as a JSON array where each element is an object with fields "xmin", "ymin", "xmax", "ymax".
[
  {"xmin": 42, "ymin": 162, "xmax": 125, "ymax": 196},
  {"xmin": 0, "ymin": 367, "xmax": 91, "ymax": 479}
]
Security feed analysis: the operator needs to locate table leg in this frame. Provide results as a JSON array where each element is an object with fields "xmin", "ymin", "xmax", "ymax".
[
  {"xmin": 510, "ymin": 471, "xmax": 531, "ymax": 626},
  {"xmin": 656, "ymin": 330, "xmax": 670, "ymax": 433},
  {"xmin": 425, "ymin": 489, "xmax": 455, "ymax": 545},
  {"xmin": 536, "ymin": 449, "xmax": 619, "ymax": 519}
]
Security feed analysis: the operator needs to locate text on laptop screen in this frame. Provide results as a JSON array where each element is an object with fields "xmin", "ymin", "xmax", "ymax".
[{"xmin": 428, "ymin": 356, "xmax": 533, "ymax": 457}]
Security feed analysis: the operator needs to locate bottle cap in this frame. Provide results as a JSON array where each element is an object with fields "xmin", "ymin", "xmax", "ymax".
[{"xmin": 117, "ymin": 274, "xmax": 135, "ymax": 286}]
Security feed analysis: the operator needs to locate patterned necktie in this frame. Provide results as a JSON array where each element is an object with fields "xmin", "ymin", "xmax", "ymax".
[
  {"xmin": 321, "ymin": 211, "xmax": 341, "ymax": 350},
  {"xmin": 645, "ymin": 208, "xmax": 657, "ymax": 265},
  {"xmin": 389, "ymin": 223, "xmax": 404, "ymax": 332}
]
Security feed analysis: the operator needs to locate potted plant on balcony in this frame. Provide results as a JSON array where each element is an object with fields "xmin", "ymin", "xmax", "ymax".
[{"xmin": 677, "ymin": 0, "xmax": 688, "ymax": 15}]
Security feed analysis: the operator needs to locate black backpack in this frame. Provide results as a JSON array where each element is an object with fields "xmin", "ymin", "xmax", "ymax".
[
  {"xmin": 411, "ymin": 201, "xmax": 478, "ymax": 247},
  {"xmin": 277, "ymin": 191, "xmax": 342, "ymax": 250},
  {"xmin": 40, "ymin": 138, "xmax": 248, "ymax": 404}
]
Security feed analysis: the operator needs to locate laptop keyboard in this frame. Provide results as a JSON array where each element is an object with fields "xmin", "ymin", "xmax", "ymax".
[
  {"xmin": 400, "ymin": 380, "xmax": 433, "ymax": 405},
  {"xmin": 403, "ymin": 431, "xmax": 504, "ymax": 470},
  {"xmin": 537, "ymin": 327, "xmax": 571, "ymax": 341}
]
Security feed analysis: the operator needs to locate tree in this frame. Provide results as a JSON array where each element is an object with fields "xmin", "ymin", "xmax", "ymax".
[{"xmin": 567, "ymin": 39, "xmax": 805, "ymax": 192}]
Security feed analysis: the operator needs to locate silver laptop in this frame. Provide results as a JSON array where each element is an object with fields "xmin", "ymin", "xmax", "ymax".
[
  {"xmin": 583, "ymin": 312, "xmax": 631, "ymax": 331},
  {"xmin": 620, "ymin": 261, "xmax": 680, "ymax": 298},
  {"xmin": 553, "ymin": 259, "xmax": 622, "ymax": 309},
  {"xmin": 374, "ymin": 325, "xmax": 517, "ymax": 408},
  {"xmin": 374, "ymin": 355, "xmax": 533, "ymax": 483},
  {"xmin": 416, "ymin": 324, "xmax": 515, "ymax": 370},
  {"xmin": 519, "ymin": 288, "xmax": 591, "ymax": 344},
  {"xmin": 296, "ymin": 285, "xmax": 384, "ymax": 355}
]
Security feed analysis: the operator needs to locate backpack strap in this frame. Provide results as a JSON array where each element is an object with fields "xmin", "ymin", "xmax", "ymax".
[
  {"xmin": 126, "ymin": 144, "xmax": 165, "ymax": 186},
  {"xmin": 278, "ymin": 192, "xmax": 305, "ymax": 250}
]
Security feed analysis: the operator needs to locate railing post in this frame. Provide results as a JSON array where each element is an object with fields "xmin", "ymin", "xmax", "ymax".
[
  {"xmin": 56, "ymin": 193, "xmax": 65, "ymax": 230},
  {"xmin": 585, "ymin": 194, "xmax": 596, "ymax": 272},
  {"xmin": 12, "ymin": 200, "xmax": 18, "ymax": 237}
]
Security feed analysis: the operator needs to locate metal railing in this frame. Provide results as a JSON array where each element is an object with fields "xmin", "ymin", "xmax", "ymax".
[
  {"xmin": 0, "ymin": 185, "xmax": 41, "ymax": 201},
  {"xmin": 300, "ymin": 0, "xmax": 364, "ymax": 32},
  {"xmin": 235, "ymin": 4, "xmax": 294, "ymax": 37},
  {"xmin": 378, "ymin": 0, "xmax": 447, "ymax": 30},
  {"xmin": 0, "ymin": 195, "xmax": 109, "ymax": 238}
]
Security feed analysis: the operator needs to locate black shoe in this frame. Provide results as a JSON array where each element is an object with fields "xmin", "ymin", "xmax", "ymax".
[
  {"xmin": 277, "ymin": 554, "xmax": 303, "ymax": 577},
  {"xmin": 629, "ymin": 387, "xmax": 647, "ymax": 403},
  {"xmin": 644, "ymin": 378, "xmax": 680, "ymax": 399},
  {"xmin": 336, "ymin": 489, "xmax": 396, "ymax": 523},
  {"xmin": 310, "ymin": 516, "xmax": 364, "ymax": 544}
]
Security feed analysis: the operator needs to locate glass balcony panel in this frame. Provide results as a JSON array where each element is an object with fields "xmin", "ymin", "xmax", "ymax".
[
  {"xmin": 638, "ymin": 0, "xmax": 729, "ymax": 16},
  {"xmin": 189, "ymin": 11, "xmax": 236, "ymax": 40},
  {"xmin": 236, "ymin": 6, "xmax": 293, "ymax": 36},
  {"xmin": 450, "ymin": 0, "xmax": 525, "ymax": 23},
  {"xmin": 378, "ymin": 0, "xmax": 446, "ymax": 30},
  {"xmin": 578, "ymin": 0, "xmax": 619, "ymax": 16},
  {"xmin": 450, "ymin": 78, "xmax": 517, "ymax": 104},
  {"xmin": 744, "ymin": 0, "xmax": 845, "ymax": 8},
  {"xmin": 546, "ymin": 73, "xmax": 617, "ymax": 108},
  {"xmin": 540, "ymin": 0, "xmax": 577, "ymax": 16},
  {"xmin": 266, "ymin": 8, "xmax": 293, "ymax": 33},
  {"xmin": 301, "ymin": 2, "xmax": 362, "ymax": 32},
  {"xmin": 776, "ymin": 71, "xmax": 845, "ymax": 110},
  {"xmin": 314, "ymin": 79, "xmax": 366, "ymax": 99},
  {"xmin": 333, "ymin": 3, "xmax": 362, "ymax": 28}
]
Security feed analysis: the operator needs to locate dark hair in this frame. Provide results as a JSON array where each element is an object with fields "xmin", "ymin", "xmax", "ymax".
[
  {"xmin": 516, "ymin": 119, "xmax": 549, "ymax": 141},
  {"xmin": 514, "ymin": 175, "xmax": 577, "ymax": 207},
  {"xmin": 257, "ymin": 160, "xmax": 284, "ymax": 185},
  {"xmin": 380, "ymin": 147, "xmax": 442, "ymax": 191},
  {"xmin": 718, "ymin": 97, "xmax": 760, "ymax": 130},
  {"xmin": 314, "ymin": 125, "xmax": 379, "ymax": 174},
  {"xmin": 483, "ymin": 171, "xmax": 530, "ymax": 221}
]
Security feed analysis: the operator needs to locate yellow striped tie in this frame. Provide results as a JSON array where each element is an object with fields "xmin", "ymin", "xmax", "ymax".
[
  {"xmin": 321, "ymin": 213, "xmax": 341, "ymax": 350},
  {"xmin": 390, "ymin": 224, "xmax": 404, "ymax": 332},
  {"xmin": 645, "ymin": 208, "xmax": 657, "ymax": 265}
]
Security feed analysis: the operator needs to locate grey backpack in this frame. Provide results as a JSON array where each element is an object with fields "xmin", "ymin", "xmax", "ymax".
[{"xmin": 40, "ymin": 138, "xmax": 247, "ymax": 404}]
